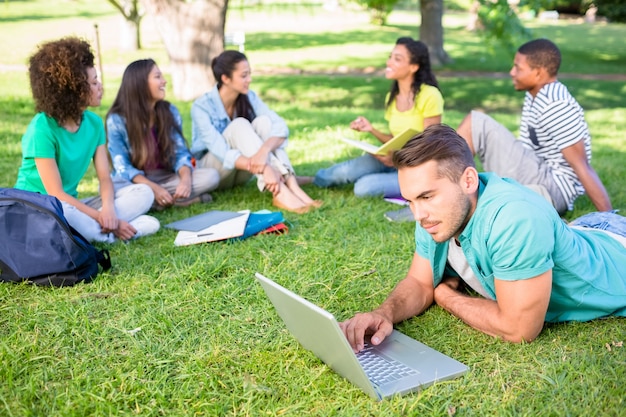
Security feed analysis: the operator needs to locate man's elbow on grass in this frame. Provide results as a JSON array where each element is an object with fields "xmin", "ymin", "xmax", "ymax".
[{"xmin": 498, "ymin": 322, "xmax": 544, "ymax": 344}]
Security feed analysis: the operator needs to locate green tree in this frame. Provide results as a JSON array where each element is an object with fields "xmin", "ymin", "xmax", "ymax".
[
  {"xmin": 354, "ymin": 0, "xmax": 400, "ymax": 25},
  {"xmin": 352, "ymin": 0, "xmax": 452, "ymax": 64},
  {"xmin": 475, "ymin": 0, "xmax": 533, "ymax": 54},
  {"xmin": 594, "ymin": 0, "xmax": 626, "ymax": 22},
  {"xmin": 354, "ymin": 0, "xmax": 535, "ymax": 65}
]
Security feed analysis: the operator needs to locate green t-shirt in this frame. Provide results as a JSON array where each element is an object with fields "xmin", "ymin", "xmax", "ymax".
[
  {"xmin": 415, "ymin": 173, "xmax": 626, "ymax": 323},
  {"xmin": 384, "ymin": 84, "xmax": 444, "ymax": 136},
  {"xmin": 15, "ymin": 111, "xmax": 105, "ymax": 197}
]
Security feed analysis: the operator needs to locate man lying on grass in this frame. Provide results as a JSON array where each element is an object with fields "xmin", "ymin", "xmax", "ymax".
[{"xmin": 340, "ymin": 125, "xmax": 626, "ymax": 349}]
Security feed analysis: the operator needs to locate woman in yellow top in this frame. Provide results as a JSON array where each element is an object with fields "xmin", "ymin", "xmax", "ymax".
[{"xmin": 314, "ymin": 37, "xmax": 444, "ymax": 197}]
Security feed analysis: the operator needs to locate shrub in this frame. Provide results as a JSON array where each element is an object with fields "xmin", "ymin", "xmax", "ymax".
[
  {"xmin": 352, "ymin": 0, "xmax": 400, "ymax": 25},
  {"xmin": 594, "ymin": 0, "xmax": 626, "ymax": 22}
]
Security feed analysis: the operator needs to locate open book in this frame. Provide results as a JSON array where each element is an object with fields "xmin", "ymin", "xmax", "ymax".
[{"xmin": 339, "ymin": 127, "xmax": 419, "ymax": 156}]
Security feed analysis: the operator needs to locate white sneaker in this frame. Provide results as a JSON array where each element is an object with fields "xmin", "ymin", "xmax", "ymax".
[{"xmin": 130, "ymin": 215, "xmax": 161, "ymax": 238}]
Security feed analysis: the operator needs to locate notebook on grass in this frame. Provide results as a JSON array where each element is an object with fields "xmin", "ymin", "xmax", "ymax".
[
  {"xmin": 165, "ymin": 210, "xmax": 244, "ymax": 232},
  {"xmin": 254, "ymin": 272, "xmax": 468, "ymax": 400},
  {"xmin": 339, "ymin": 127, "xmax": 418, "ymax": 156},
  {"xmin": 173, "ymin": 210, "xmax": 250, "ymax": 246}
]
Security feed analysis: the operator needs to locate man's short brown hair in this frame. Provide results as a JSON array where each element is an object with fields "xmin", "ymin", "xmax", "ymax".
[{"xmin": 393, "ymin": 124, "xmax": 475, "ymax": 183}]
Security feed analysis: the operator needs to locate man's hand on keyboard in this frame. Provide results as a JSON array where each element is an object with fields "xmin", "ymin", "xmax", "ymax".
[{"xmin": 339, "ymin": 311, "xmax": 394, "ymax": 353}]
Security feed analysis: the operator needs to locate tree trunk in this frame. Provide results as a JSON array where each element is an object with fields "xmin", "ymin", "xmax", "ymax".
[
  {"xmin": 135, "ymin": 16, "xmax": 142, "ymax": 50},
  {"xmin": 120, "ymin": 17, "xmax": 138, "ymax": 51},
  {"xmin": 140, "ymin": 0, "xmax": 228, "ymax": 101},
  {"xmin": 107, "ymin": 0, "xmax": 144, "ymax": 50},
  {"xmin": 419, "ymin": 0, "xmax": 452, "ymax": 66},
  {"xmin": 466, "ymin": 1, "xmax": 482, "ymax": 31}
]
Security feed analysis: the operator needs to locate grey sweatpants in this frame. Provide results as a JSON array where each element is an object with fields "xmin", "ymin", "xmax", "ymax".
[{"xmin": 470, "ymin": 110, "xmax": 568, "ymax": 214}]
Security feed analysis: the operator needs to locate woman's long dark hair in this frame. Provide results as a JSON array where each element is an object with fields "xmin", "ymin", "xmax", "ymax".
[
  {"xmin": 212, "ymin": 50, "xmax": 256, "ymax": 122},
  {"xmin": 386, "ymin": 37, "xmax": 439, "ymax": 109},
  {"xmin": 107, "ymin": 59, "xmax": 177, "ymax": 170}
]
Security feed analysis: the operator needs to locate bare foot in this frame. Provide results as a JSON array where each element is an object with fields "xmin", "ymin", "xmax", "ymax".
[
  {"xmin": 272, "ymin": 185, "xmax": 310, "ymax": 214},
  {"xmin": 285, "ymin": 175, "xmax": 316, "ymax": 206}
]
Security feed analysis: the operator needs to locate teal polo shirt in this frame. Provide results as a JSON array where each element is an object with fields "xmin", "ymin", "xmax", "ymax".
[{"xmin": 415, "ymin": 173, "xmax": 626, "ymax": 323}]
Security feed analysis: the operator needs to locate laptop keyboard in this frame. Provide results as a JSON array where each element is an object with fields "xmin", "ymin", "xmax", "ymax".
[{"xmin": 357, "ymin": 345, "xmax": 418, "ymax": 386}]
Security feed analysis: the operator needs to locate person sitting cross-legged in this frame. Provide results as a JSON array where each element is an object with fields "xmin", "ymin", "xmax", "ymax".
[
  {"xmin": 106, "ymin": 59, "xmax": 220, "ymax": 211},
  {"xmin": 190, "ymin": 50, "xmax": 320, "ymax": 214},
  {"xmin": 15, "ymin": 37, "xmax": 159, "ymax": 243}
]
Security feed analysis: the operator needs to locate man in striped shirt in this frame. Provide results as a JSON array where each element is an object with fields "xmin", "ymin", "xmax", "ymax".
[{"xmin": 456, "ymin": 38, "xmax": 612, "ymax": 215}]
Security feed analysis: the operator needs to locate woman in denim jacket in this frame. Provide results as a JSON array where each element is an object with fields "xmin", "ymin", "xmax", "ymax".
[
  {"xmin": 190, "ymin": 51, "xmax": 320, "ymax": 214},
  {"xmin": 107, "ymin": 59, "xmax": 219, "ymax": 210}
]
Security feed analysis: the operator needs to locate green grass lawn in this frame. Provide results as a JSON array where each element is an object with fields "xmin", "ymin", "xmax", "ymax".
[{"xmin": 1, "ymin": 1, "xmax": 625, "ymax": 416}]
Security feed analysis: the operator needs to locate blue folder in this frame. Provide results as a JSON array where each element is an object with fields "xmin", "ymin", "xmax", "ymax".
[{"xmin": 235, "ymin": 211, "xmax": 285, "ymax": 240}]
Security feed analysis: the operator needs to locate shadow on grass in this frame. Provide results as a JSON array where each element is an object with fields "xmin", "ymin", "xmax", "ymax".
[
  {"xmin": 254, "ymin": 75, "xmax": 388, "ymax": 110},
  {"xmin": 530, "ymin": 24, "xmax": 626, "ymax": 75},
  {"xmin": 246, "ymin": 29, "xmax": 402, "ymax": 52},
  {"xmin": 1, "ymin": 0, "xmax": 115, "ymax": 23},
  {"xmin": 253, "ymin": 74, "xmax": 626, "ymax": 116},
  {"xmin": 1, "ymin": 11, "xmax": 111, "ymax": 24},
  {"xmin": 246, "ymin": 20, "xmax": 626, "ymax": 76}
]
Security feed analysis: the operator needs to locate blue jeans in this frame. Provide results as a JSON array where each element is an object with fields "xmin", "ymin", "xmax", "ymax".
[
  {"xmin": 313, "ymin": 154, "xmax": 400, "ymax": 198},
  {"xmin": 570, "ymin": 210, "xmax": 626, "ymax": 238}
]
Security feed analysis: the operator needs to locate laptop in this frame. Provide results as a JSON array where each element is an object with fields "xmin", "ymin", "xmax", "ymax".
[
  {"xmin": 339, "ymin": 127, "xmax": 418, "ymax": 156},
  {"xmin": 254, "ymin": 273, "xmax": 469, "ymax": 400},
  {"xmin": 165, "ymin": 210, "xmax": 244, "ymax": 232},
  {"xmin": 172, "ymin": 210, "xmax": 250, "ymax": 246}
]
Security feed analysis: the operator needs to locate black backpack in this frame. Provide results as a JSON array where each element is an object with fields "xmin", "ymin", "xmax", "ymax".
[{"xmin": 0, "ymin": 188, "xmax": 112, "ymax": 287}]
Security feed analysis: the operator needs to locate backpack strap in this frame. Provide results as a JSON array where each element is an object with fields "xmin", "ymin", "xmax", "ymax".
[{"xmin": 97, "ymin": 249, "xmax": 112, "ymax": 271}]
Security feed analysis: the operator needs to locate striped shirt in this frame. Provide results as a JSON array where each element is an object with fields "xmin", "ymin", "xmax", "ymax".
[{"xmin": 519, "ymin": 81, "xmax": 591, "ymax": 211}]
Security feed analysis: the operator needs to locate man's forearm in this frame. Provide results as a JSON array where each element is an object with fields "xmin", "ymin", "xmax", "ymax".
[
  {"xmin": 434, "ymin": 284, "xmax": 542, "ymax": 343},
  {"xmin": 560, "ymin": 142, "xmax": 613, "ymax": 212},
  {"xmin": 580, "ymin": 169, "xmax": 612, "ymax": 211},
  {"xmin": 375, "ymin": 277, "xmax": 434, "ymax": 324}
]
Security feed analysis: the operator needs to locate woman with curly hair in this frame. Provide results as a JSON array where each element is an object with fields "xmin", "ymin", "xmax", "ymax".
[
  {"xmin": 106, "ymin": 59, "xmax": 219, "ymax": 210},
  {"xmin": 14, "ymin": 37, "xmax": 159, "ymax": 243},
  {"xmin": 313, "ymin": 37, "xmax": 444, "ymax": 198}
]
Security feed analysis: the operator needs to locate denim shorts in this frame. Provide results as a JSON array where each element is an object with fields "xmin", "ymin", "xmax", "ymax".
[{"xmin": 569, "ymin": 210, "xmax": 626, "ymax": 238}]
